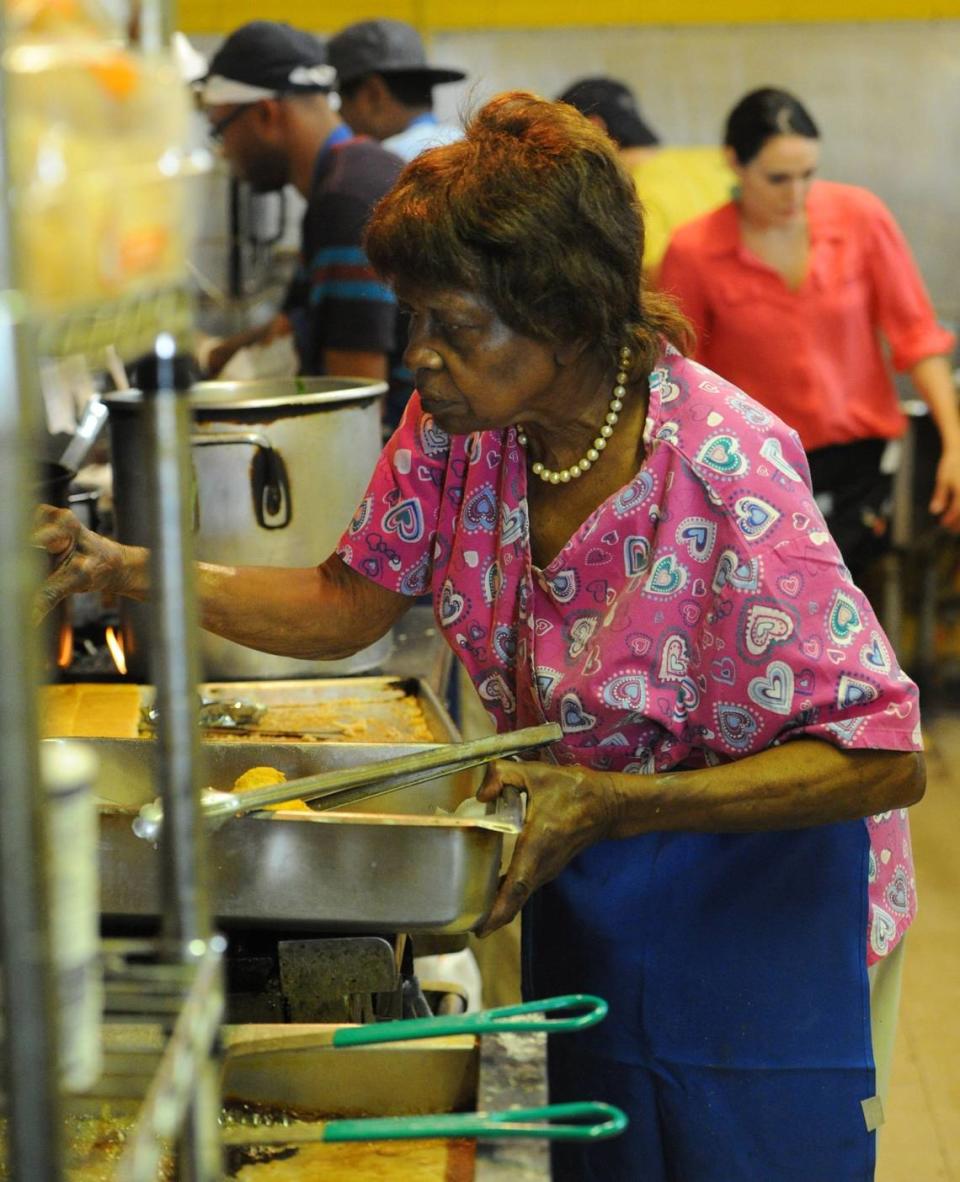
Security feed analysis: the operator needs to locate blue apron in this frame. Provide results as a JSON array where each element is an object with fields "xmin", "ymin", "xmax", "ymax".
[{"xmin": 522, "ymin": 820, "xmax": 875, "ymax": 1180}]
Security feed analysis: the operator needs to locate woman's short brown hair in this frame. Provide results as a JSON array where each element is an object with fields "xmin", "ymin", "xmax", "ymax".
[{"xmin": 364, "ymin": 90, "xmax": 691, "ymax": 374}]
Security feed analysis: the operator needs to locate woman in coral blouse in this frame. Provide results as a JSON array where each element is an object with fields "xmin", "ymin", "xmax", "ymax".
[{"xmin": 659, "ymin": 87, "xmax": 960, "ymax": 584}]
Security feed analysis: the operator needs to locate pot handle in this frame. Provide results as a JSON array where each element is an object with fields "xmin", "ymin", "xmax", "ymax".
[{"xmin": 190, "ymin": 430, "xmax": 292, "ymax": 530}]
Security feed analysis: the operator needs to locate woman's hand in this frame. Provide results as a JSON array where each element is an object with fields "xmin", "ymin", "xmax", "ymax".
[
  {"xmin": 929, "ymin": 444, "xmax": 960, "ymax": 531},
  {"xmin": 474, "ymin": 759, "xmax": 617, "ymax": 936},
  {"xmin": 909, "ymin": 356, "xmax": 960, "ymax": 531},
  {"xmin": 31, "ymin": 506, "xmax": 144, "ymax": 624},
  {"xmin": 471, "ymin": 741, "xmax": 925, "ymax": 936}
]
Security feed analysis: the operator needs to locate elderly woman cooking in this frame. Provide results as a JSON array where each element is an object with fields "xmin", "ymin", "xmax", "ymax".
[{"xmin": 36, "ymin": 92, "xmax": 923, "ymax": 1181}]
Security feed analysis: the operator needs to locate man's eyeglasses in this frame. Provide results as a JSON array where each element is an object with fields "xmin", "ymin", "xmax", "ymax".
[{"xmin": 208, "ymin": 103, "xmax": 257, "ymax": 144}]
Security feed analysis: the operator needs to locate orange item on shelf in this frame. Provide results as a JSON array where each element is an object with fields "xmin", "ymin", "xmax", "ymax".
[{"xmin": 39, "ymin": 683, "xmax": 143, "ymax": 738}]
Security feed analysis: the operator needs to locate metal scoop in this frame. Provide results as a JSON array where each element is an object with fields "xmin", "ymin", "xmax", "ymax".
[{"xmin": 132, "ymin": 722, "xmax": 562, "ymax": 842}]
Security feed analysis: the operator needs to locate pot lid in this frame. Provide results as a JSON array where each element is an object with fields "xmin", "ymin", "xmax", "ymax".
[{"xmin": 104, "ymin": 376, "xmax": 387, "ymax": 411}]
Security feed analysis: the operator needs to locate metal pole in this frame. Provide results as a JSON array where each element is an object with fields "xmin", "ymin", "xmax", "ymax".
[
  {"xmin": 139, "ymin": 340, "xmax": 221, "ymax": 1181},
  {"xmin": 141, "ymin": 340, "xmax": 209, "ymax": 955},
  {"xmin": 136, "ymin": 0, "xmax": 175, "ymax": 54},
  {"xmin": 0, "ymin": 7, "xmax": 65, "ymax": 1173}
]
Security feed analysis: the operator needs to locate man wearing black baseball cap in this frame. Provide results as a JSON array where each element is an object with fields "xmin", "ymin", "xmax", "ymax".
[
  {"xmin": 198, "ymin": 19, "xmax": 407, "ymax": 404},
  {"xmin": 328, "ymin": 19, "xmax": 465, "ymax": 162},
  {"xmin": 558, "ymin": 76, "xmax": 733, "ymax": 275}
]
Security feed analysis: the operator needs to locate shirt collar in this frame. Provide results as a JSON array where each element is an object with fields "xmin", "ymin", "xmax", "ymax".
[
  {"xmin": 311, "ymin": 123, "xmax": 355, "ymax": 187},
  {"xmin": 406, "ymin": 112, "xmax": 438, "ymax": 129},
  {"xmin": 700, "ymin": 202, "xmax": 743, "ymax": 258}
]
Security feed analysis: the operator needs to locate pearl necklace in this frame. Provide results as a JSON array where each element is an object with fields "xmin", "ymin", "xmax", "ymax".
[{"xmin": 517, "ymin": 346, "xmax": 632, "ymax": 484}]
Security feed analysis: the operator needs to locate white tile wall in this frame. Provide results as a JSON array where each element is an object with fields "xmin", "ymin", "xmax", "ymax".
[{"xmin": 429, "ymin": 22, "xmax": 960, "ymax": 326}]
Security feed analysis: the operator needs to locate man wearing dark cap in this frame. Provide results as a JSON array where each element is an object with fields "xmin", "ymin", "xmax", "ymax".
[
  {"xmin": 558, "ymin": 76, "xmax": 733, "ymax": 275},
  {"xmin": 199, "ymin": 19, "xmax": 406, "ymax": 404},
  {"xmin": 328, "ymin": 19, "xmax": 465, "ymax": 162}
]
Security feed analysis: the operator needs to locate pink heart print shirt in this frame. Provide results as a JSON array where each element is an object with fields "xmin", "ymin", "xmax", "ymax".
[{"xmin": 338, "ymin": 345, "xmax": 921, "ymax": 963}]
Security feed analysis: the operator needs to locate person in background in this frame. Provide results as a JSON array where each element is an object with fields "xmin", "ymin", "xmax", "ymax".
[
  {"xmin": 659, "ymin": 87, "xmax": 960, "ymax": 589},
  {"xmin": 36, "ymin": 91, "xmax": 925, "ymax": 1181},
  {"xmin": 328, "ymin": 19, "xmax": 465, "ymax": 162},
  {"xmin": 199, "ymin": 20, "xmax": 404, "ymax": 402},
  {"xmin": 558, "ymin": 76, "xmax": 734, "ymax": 275}
]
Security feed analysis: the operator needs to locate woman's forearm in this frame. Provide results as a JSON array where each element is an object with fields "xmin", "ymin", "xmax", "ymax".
[
  {"xmin": 908, "ymin": 355, "xmax": 960, "ymax": 527},
  {"xmin": 604, "ymin": 739, "xmax": 925, "ymax": 840},
  {"xmin": 194, "ymin": 556, "xmax": 410, "ymax": 660},
  {"xmin": 34, "ymin": 507, "xmax": 411, "ymax": 659},
  {"xmin": 911, "ymin": 355, "xmax": 960, "ymax": 452},
  {"xmin": 474, "ymin": 738, "xmax": 925, "ymax": 934}
]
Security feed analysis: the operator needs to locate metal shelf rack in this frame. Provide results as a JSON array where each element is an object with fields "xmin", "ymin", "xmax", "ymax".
[{"xmin": 0, "ymin": 5, "xmax": 225, "ymax": 1179}]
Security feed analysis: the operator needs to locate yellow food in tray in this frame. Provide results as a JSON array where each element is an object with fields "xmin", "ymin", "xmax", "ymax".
[
  {"xmin": 231, "ymin": 766, "xmax": 312, "ymax": 812},
  {"xmin": 39, "ymin": 684, "xmax": 436, "ymax": 743},
  {"xmin": 39, "ymin": 683, "xmax": 143, "ymax": 739},
  {"xmin": 229, "ymin": 1138, "xmax": 474, "ymax": 1180},
  {"xmin": 0, "ymin": 1116, "xmax": 473, "ymax": 1181},
  {"xmin": 212, "ymin": 698, "xmax": 435, "ymax": 744}
]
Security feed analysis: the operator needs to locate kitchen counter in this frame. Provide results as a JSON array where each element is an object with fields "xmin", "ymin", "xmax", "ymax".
[{"xmin": 474, "ymin": 1031, "xmax": 549, "ymax": 1182}]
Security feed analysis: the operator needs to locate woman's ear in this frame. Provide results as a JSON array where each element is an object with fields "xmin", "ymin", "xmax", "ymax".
[
  {"xmin": 723, "ymin": 145, "xmax": 741, "ymax": 176},
  {"xmin": 554, "ymin": 339, "xmax": 590, "ymax": 366}
]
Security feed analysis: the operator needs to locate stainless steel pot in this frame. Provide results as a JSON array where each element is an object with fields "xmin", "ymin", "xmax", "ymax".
[{"xmin": 105, "ymin": 377, "xmax": 390, "ymax": 680}]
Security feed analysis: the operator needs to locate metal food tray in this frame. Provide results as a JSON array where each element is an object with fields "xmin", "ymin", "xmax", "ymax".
[
  {"xmin": 93, "ymin": 1022, "xmax": 480, "ymax": 1118},
  {"xmin": 192, "ymin": 676, "xmax": 458, "ymax": 744},
  {"xmin": 51, "ymin": 738, "xmax": 515, "ymax": 934},
  {"xmin": 66, "ymin": 1023, "xmax": 480, "ymax": 1181}
]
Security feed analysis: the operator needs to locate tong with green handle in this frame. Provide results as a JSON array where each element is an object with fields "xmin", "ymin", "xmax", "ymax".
[
  {"xmin": 221, "ymin": 1100, "xmax": 628, "ymax": 1145},
  {"xmin": 224, "ymin": 994, "xmax": 608, "ymax": 1058},
  {"xmin": 332, "ymin": 992, "xmax": 607, "ymax": 1045}
]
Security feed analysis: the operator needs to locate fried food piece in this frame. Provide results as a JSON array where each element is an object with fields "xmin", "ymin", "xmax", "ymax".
[
  {"xmin": 233, "ymin": 766, "xmax": 286, "ymax": 791},
  {"xmin": 231, "ymin": 766, "xmax": 312, "ymax": 812}
]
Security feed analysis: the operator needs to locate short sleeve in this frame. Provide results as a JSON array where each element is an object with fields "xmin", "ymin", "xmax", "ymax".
[
  {"xmin": 862, "ymin": 191, "xmax": 955, "ymax": 371},
  {"xmin": 680, "ymin": 426, "xmax": 922, "ymax": 758},
  {"xmin": 302, "ymin": 191, "xmax": 398, "ymax": 356},
  {"xmin": 336, "ymin": 393, "xmax": 449, "ymax": 597}
]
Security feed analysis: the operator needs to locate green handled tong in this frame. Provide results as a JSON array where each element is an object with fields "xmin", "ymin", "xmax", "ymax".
[
  {"xmin": 223, "ymin": 993, "xmax": 608, "ymax": 1058},
  {"xmin": 221, "ymin": 1101, "xmax": 628, "ymax": 1145}
]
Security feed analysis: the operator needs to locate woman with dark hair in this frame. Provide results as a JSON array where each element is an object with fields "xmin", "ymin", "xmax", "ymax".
[
  {"xmin": 36, "ymin": 92, "xmax": 924, "ymax": 1180},
  {"xmin": 660, "ymin": 86, "xmax": 960, "ymax": 587}
]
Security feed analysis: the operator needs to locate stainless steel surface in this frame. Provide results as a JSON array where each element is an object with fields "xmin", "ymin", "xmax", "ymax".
[
  {"xmin": 0, "ymin": 277, "xmax": 66, "ymax": 1175},
  {"xmin": 176, "ymin": 722, "xmax": 555, "ymax": 820},
  {"xmin": 94, "ymin": 1020, "xmax": 479, "ymax": 1118},
  {"xmin": 188, "ymin": 376, "xmax": 388, "ymax": 410},
  {"xmin": 64, "ymin": 738, "xmax": 513, "ymax": 932},
  {"xmin": 195, "ymin": 675, "xmax": 460, "ymax": 744},
  {"xmin": 139, "ymin": 351, "xmax": 223, "ymax": 1182},
  {"xmin": 112, "ymin": 936, "xmax": 226, "ymax": 1182},
  {"xmin": 141, "ymin": 352, "xmax": 212, "ymax": 953},
  {"xmin": 58, "ymin": 393, "xmax": 108, "ymax": 470},
  {"xmin": 220, "ymin": 1027, "xmax": 479, "ymax": 1120},
  {"xmin": 382, "ymin": 604, "xmax": 456, "ymax": 701},
  {"xmin": 105, "ymin": 375, "xmax": 389, "ymax": 680}
]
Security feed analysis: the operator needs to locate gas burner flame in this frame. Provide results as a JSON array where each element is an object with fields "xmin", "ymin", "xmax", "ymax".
[
  {"xmin": 105, "ymin": 626, "xmax": 127, "ymax": 676},
  {"xmin": 56, "ymin": 616, "xmax": 73, "ymax": 668}
]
